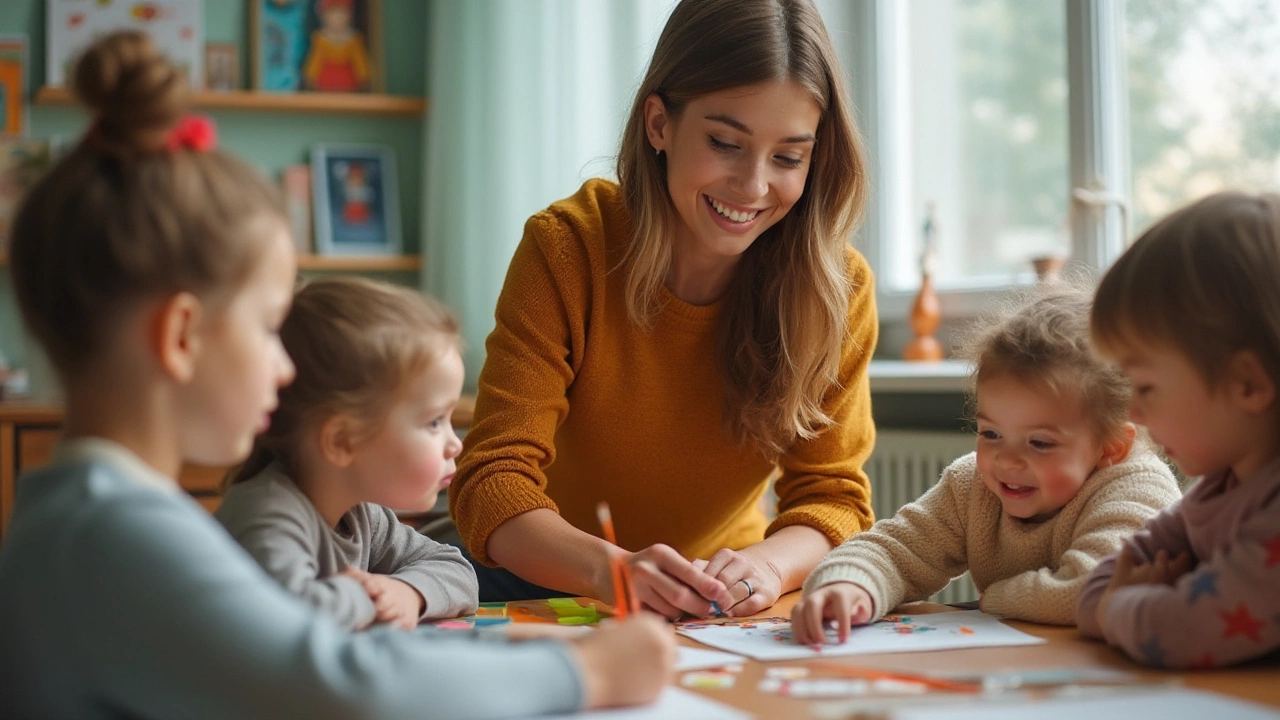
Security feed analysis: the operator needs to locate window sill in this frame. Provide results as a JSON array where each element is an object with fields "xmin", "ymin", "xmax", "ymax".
[{"xmin": 868, "ymin": 359, "xmax": 971, "ymax": 393}]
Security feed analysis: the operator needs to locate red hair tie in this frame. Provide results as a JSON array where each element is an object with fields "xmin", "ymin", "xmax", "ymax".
[{"xmin": 165, "ymin": 114, "xmax": 217, "ymax": 152}]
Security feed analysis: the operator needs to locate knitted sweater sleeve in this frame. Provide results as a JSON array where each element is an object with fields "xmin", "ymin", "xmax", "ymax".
[
  {"xmin": 449, "ymin": 209, "xmax": 589, "ymax": 565},
  {"xmin": 1099, "ymin": 504, "xmax": 1280, "ymax": 668},
  {"xmin": 801, "ymin": 454, "xmax": 972, "ymax": 621},
  {"xmin": 981, "ymin": 459, "xmax": 1182, "ymax": 625},
  {"xmin": 768, "ymin": 250, "xmax": 879, "ymax": 546}
]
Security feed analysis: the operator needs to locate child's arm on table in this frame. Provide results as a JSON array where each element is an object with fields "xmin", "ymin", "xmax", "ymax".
[
  {"xmin": 1091, "ymin": 511, "xmax": 1279, "ymax": 668},
  {"xmin": 365, "ymin": 505, "xmax": 479, "ymax": 621},
  {"xmin": 73, "ymin": 494, "xmax": 675, "ymax": 719},
  {"xmin": 1076, "ymin": 501, "xmax": 1193, "ymax": 638},
  {"xmin": 793, "ymin": 458, "xmax": 972, "ymax": 643},
  {"xmin": 218, "ymin": 498, "xmax": 380, "ymax": 630}
]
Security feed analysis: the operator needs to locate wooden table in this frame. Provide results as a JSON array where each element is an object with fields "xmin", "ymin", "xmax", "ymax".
[{"xmin": 675, "ymin": 593, "xmax": 1280, "ymax": 718}]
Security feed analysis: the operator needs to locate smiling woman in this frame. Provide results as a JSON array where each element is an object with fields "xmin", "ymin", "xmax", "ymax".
[{"xmin": 448, "ymin": 0, "xmax": 879, "ymax": 620}]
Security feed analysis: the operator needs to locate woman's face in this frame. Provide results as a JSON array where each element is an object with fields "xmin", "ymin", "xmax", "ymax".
[{"xmin": 646, "ymin": 79, "xmax": 821, "ymax": 263}]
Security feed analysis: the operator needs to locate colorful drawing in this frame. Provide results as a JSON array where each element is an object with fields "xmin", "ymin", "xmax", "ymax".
[
  {"xmin": 302, "ymin": 0, "xmax": 370, "ymax": 91},
  {"xmin": 675, "ymin": 610, "xmax": 1045, "ymax": 662},
  {"xmin": 257, "ymin": 0, "xmax": 308, "ymax": 91},
  {"xmin": 311, "ymin": 143, "xmax": 400, "ymax": 257},
  {"xmin": 46, "ymin": 0, "xmax": 202, "ymax": 88},
  {"xmin": 878, "ymin": 615, "xmax": 939, "ymax": 635},
  {"xmin": 253, "ymin": 0, "xmax": 381, "ymax": 93}
]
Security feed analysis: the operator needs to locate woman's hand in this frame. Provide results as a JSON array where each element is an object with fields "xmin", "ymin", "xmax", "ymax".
[
  {"xmin": 696, "ymin": 548, "xmax": 784, "ymax": 617},
  {"xmin": 622, "ymin": 544, "xmax": 733, "ymax": 620},
  {"xmin": 790, "ymin": 582, "xmax": 873, "ymax": 645}
]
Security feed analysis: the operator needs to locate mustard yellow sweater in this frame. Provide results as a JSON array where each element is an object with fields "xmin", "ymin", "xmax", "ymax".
[{"xmin": 450, "ymin": 180, "xmax": 878, "ymax": 566}]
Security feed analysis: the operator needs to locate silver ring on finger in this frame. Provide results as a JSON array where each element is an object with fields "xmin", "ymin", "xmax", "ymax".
[{"xmin": 738, "ymin": 578, "xmax": 753, "ymax": 598}]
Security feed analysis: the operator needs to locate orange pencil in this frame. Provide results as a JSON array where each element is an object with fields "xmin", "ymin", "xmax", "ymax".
[
  {"xmin": 596, "ymin": 502, "xmax": 638, "ymax": 618},
  {"xmin": 811, "ymin": 662, "xmax": 979, "ymax": 694}
]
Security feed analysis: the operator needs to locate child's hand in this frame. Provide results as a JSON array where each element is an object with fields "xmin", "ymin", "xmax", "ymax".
[
  {"xmin": 571, "ymin": 613, "xmax": 675, "ymax": 710},
  {"xmin": 340, "ymin": 567, "xmax": 425, "ymax": 630},
  {"xmin": 790, "ymin": 582, "xmax": 874, "ymax": 645},
  {"xmin": 1096, "ymin": 547, "xmax": 1191, "ymax": 621}
]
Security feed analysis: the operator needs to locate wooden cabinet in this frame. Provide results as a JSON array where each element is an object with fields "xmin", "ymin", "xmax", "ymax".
[{"xmin": 0, "ymin": 395, "xmax": 475, "ymax": 539}]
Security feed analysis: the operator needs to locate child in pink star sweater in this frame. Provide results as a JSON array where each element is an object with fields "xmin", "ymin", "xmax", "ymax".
[{"xmin": 1079, "ymin": 191, "xmax": 1280, "ymax": 669}]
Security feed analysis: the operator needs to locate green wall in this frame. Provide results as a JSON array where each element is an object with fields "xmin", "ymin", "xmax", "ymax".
[{"xmin": 0, "ymin": 0, "xmax": 428, "ymax": 394}]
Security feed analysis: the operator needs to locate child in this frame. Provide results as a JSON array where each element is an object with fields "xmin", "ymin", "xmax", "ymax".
[
  {"xmin": 1078, "ymin": 191, "xmax": 1280, "ymax": 669},
  {"xmin": 792, "ymin": 284, "xmax": 1182, "ymax": 644},
  {"xmin": 0, "ymin": 31, "xmax": 673, "ymax": 718},
  {"xmin": 215, "ymin": 278, "xmax": 478, "ymax": 631}
]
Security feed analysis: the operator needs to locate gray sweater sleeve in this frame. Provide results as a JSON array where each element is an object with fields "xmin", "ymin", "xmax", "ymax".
[
  {"xmin": 365, "ymin": 505, "xmax": 479, "ymax": 620},
  {"xmin": 73, "ymin": 491, "xmax": 584, "ymax": 719},
  {"xmin": 216, "ymin": 481, "xmax": 377, "ymax": 630}
]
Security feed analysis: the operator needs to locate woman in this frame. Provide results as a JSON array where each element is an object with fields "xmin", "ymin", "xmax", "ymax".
[{"xmin": 450, "ymin": 0, "xmax": 877, "ymax": 618}]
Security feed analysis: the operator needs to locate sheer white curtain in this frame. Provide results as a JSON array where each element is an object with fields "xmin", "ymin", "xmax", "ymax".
[{"xmin": 421, "ymin": 0, "xmax": 676, "ymax": 385}]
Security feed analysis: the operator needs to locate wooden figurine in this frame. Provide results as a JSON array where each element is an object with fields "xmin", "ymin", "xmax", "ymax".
[{"xmin": 903, "ymin": 203, "xmax": 944, "ymax": 361}]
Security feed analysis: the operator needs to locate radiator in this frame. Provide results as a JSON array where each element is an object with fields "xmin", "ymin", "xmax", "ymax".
[{"xmin": 866, "ymin": 430, "xmax": 978, "ymax": 605}]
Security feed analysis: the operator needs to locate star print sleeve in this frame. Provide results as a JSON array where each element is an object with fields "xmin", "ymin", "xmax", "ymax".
[
  {"xmin": 1076, "ymin": 500, "xmax": 1194, "ymax": 639},
  {"xmin": 1098, "ymin": 516, "xmax": 1280, "ymax": 669}
]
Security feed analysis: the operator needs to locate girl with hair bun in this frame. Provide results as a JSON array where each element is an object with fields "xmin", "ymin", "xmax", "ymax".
[{"xmin": 0, "ymin": 30, "xmax": 673, "ymax": 719}]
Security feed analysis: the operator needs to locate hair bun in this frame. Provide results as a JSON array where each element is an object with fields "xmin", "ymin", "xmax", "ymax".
[{"xmin": 72, "ymin": 30, "xmax": 188, "ymax": 155}]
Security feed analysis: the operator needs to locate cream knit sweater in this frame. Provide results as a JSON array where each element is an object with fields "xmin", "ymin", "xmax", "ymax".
[{"xmin": 803, "ymin": 448, "xmax": 1182, "ymax": 625}]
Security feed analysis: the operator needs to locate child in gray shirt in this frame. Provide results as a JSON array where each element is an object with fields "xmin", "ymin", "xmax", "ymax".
[{"xmin": 217, "ymin": 278, "xmax": 480, "ymax": 630}]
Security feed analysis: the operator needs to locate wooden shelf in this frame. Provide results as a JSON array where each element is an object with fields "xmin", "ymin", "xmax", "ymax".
[
  {"xmin": 35, "ymin": 86, "xmax": 427, "ymax": 117},
  {"xmin": 296, "ymin": 254, "xmax": 421, "ymax": 272},
  {"xmin": 0, "ymin": 253, "xmax": 420, "ymax": 272}
]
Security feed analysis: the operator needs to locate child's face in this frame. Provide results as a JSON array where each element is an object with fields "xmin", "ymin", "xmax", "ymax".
[
  {"xmin": 648, "ymin": 79, "xmax": 819, "ymax": 266},
  {"xmin": 348, "ymin": 347, "xmax": 465, "ymax": 512},
  {"xmin": 974, "ymin": 374, "xmax": 1109, "ymax": 519},
  {"xmin": 1120, "ymin": 344, "xmax": 1264, "ymax": 480},
  {"xmin": 182, "ymin": 222, "xmax": 297, "ymax": 465}
]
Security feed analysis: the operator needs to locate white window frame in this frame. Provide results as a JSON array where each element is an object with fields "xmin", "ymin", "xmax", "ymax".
[{"xmin": 845, "ymin": 0, "xmax": 1130, "ymax": 321}]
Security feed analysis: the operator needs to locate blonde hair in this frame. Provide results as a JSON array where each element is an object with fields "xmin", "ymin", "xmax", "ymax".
[
  {"xmin": 227, "ymin": 277, "xmax": 461, "ymax": 486},
  {"xmin": 1093, "ymin": 192, "xmax": 1280, "ymax": 395},
  {"xmin": 616, "ymin": 0, "xmax": 868, "ymax": 458},
  {"xmin": 10, "ymin": 31, "xmax": 285, "ymax": 380},
  {"xmin": 961, "ymin": 280, "xmax": 1132, "ymax": 442}
]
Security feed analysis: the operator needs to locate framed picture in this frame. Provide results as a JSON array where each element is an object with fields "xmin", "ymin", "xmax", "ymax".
[
  {"xmin": 311, "ymin": 144, "xmax": 400, "ymax": 256},
  {"xmin": 204, "ymin": 42, "xmax": 238, "ymax": 91},
  {"xmin": 0, "ymin": 139, "xmax": 53, "ymax": 253},
  {"xmin": 46, "ymin": 0, "xmax": 203, "ymax": 88},
  {"xmin": 252, "ymin": 0, "xmax": 383, "ymax": 93},
  {"xmin": 0, "ymin": 36, "xmax": 25, "ymax": 136}
]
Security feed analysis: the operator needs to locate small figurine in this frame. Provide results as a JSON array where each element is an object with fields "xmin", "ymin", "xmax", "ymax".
[
  {"xmin": 303, "ymin": 0, "xmax": 371, "ymax": 92},
  {"xmin": 903, "ymin": 202, "xmax": 944, "ymax": 362}
]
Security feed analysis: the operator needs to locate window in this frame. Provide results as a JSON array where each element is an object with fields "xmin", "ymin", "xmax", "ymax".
[
  {"xmin": 895, "ymin": 0, "xmax": 1070, "ymax": 294},
  {"xmin": 1126, "ymin": 0, "xmax": 1280, "ymax": 233},
  {"xmin": 847, "ymin": 0, "xmax": 1280, "ymax": 321}
]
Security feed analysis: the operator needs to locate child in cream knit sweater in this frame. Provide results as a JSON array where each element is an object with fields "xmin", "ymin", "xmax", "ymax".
[{"xmin": 792, "ymin": 285, "xmax": 1182, "ymax": 642}]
